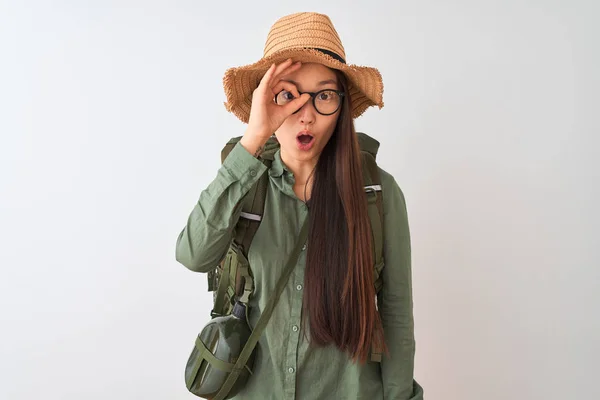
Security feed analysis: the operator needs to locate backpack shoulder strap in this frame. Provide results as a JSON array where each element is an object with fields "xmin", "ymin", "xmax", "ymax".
[
  {"xmin": 209, "ymin": 136, "xmax": 279, "ymax": 317},
  {"xmin": 222, "ymin": 135, "xmax": 279, "ymax": 254},
  {"xmin": 356, "ymin": 131, "xmax": 380, "ymax": 160},
  {"xmin": 356, "ymin": 132, "xmax": 385, "ymax": 290},
  {"xmin": 357, "ymin": 132, "xmax": 386, "ymax": 363}
]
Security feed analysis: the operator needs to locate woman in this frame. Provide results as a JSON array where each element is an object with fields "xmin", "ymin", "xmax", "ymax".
[{"xmin": 176, "ymin": 12, "xmax": 424, "ymax": 400}]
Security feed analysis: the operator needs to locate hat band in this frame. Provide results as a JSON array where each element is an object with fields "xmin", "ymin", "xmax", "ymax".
[{"xmin": 311, "ymin": 48, "xmax": 346, "ymax": 64}]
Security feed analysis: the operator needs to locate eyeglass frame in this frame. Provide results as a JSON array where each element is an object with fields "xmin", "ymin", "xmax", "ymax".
[{"xmin": 274, "ymin": 89, "xmax": 346, "ymax": 116}]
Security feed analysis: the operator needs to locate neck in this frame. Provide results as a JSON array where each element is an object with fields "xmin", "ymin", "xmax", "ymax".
[{"xmin": 280, "ymin": 149, "xmax": 318, "ymax": 186}]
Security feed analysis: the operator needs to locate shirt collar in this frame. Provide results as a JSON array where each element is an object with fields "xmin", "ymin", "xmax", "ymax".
[
  {"xmin": 268, "ymin": 149, "xmax": 301, "ymax": 201},
  {"xmin": 268, "ymin": 149, "xmax": 291, "ymax": 178}
]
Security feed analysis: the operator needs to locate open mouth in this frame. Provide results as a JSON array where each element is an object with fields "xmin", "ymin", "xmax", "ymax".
[
  {"xmin": 296, "ymin": 131, "xmax": 315, "ymax": 150},
  {"xmin": 297, "ymin": 134, "xmax": 314, "ymax": 145}
]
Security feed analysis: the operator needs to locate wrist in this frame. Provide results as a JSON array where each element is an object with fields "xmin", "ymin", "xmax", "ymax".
[{"xmin": 240, "ymin": 131, "xmax": 269, "ymax": 158}]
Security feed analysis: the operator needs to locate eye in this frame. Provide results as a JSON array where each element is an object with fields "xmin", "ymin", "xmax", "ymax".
[
  {"xmin": 318, "ymin": 91, "xmax": 338, "ymax": 101},
  {"xmin": 318, "ymin": 92, "xmax": 330, "ymax": 101},
  {"xmin": 276, "ymin": 90, "xmax": 297, "ymax": 105}
]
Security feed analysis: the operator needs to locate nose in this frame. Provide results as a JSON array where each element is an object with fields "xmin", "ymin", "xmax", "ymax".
[{"xmin": 294, "ymin": 97, "xmax": 316, "ymax": 125}]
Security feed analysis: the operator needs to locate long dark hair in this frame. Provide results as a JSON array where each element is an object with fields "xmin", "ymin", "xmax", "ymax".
[{"xmin": 302, "ymin": 70, "xmax": 387, "ymax": 364}]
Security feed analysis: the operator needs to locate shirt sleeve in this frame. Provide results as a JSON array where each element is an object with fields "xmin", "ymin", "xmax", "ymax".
[
  {"xmin": 175, "ymin": 141, "xmax": 268, "ymax": 273},
  {"xmin": 378, "ymin": 168, "xmax": 424, "ymax": 400}
]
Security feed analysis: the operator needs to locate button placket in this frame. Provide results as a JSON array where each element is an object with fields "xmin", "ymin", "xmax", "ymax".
[{"xmin": 283, "ymin": 255, "xmax": 304, "ymax": 398}]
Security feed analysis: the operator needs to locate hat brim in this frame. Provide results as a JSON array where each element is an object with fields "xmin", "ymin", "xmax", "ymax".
[{"xmin": 223, "ymin": 48, "xmax": 384, "ymax": 124}]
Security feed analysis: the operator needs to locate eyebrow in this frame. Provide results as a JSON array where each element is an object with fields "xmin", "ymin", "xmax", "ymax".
[{"xmin": 283, "ymin": 79, "xmax": 338, "ymax": 88}]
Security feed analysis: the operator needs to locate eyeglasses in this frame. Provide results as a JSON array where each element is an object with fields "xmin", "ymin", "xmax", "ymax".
[{"xmin": 274, "ymin": 89, "xmax": 345, "ymax": 116}]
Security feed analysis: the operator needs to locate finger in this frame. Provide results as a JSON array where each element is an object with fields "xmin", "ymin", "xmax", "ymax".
[
  {"xmin": 270, "ymin": 58, "xmax": 295, "ymax": 82},
  {"xmin": 270, "ymin": 61, "xmax": 302, "ymax": 85},
  {"xmin": 282, "ymin": 93, "xmax": 311, "ymax": 115},
  {"xmin": 271, "ymin": 80, "xmax": 300, "ymax": 98},
  {"xmin": 257, "ymin": 60, "xmax": 296, "ymax": 97},
  {"xmin": 257, "ymin": 63, "xmax": 277, "ymax": 92}
]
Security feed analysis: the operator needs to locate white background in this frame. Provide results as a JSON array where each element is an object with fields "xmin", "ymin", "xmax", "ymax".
[{"xmin": 1, "ymin": 1, "xmax": 598, "ymax": 399}]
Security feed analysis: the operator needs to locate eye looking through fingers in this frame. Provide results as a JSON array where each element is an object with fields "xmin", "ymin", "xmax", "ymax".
[{"xmin": 271, "ymin": 80, "xmax": 300, "ymax": 100}]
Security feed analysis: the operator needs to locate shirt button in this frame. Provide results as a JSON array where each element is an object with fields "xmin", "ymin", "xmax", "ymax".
[
  {"xmin": 288, "ymin": 367, "xmax": 295, "ymax": 374},
  {"xmin": 249, "ymin": 169, "xmax": 257, "ymax": 177},
  {"xmin": 292, "ymin": 325, "xmax": 299, "ymax": 332},
  {"xmin": 296, "ymin": 284, "xmax": 303, "ymax": 291}
]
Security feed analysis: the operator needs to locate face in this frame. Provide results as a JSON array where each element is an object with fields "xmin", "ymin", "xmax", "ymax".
[{"xmin": 274, "ymin": 63, "xmax": 341, "ymax": 165}]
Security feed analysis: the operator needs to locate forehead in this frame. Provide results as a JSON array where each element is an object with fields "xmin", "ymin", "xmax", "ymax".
[{"xmin": 281, "ymin": 62, "xmax": 338, "ymax": 89}]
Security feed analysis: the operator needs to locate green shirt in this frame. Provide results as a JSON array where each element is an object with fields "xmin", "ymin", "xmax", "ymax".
[{"xmin": 175, "ymin": 141, "xmax": 424, "ymax": 400}]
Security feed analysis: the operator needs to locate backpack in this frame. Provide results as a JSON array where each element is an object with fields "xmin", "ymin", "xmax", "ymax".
[{"xmin": 207, "ymin": 132, "xmax": 386, "ymax": 362}]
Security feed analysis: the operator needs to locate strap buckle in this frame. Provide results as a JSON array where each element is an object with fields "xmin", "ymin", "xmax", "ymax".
[{"xmin": 364, "ymin": 185, "xmax": 381, "ymax": 204}]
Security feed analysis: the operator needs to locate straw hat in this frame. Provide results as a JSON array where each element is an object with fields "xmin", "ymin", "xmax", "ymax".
[{"xmin": 222, "ymin": 12, "xmax": 384, "ymax": 123}]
